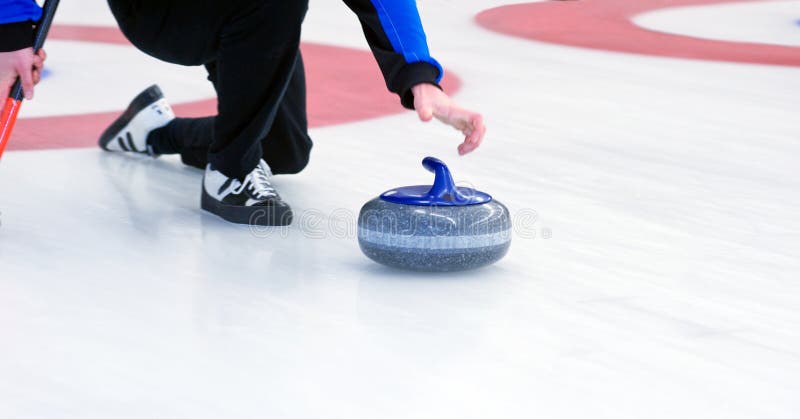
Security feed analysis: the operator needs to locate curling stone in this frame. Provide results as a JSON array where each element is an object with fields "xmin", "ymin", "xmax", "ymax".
[{"xmin": 358, "ymin": 157, "xmax": 511, "ymax": 272}]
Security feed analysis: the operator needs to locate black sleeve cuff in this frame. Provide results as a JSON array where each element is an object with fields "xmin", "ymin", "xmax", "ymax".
[
  {"xmin": 390, "ymin": 62, "xmax": 443, "ymax": 110},
  {"xmin": 0, "ymin": 21, "xmax": 35, "ymax": 52}
]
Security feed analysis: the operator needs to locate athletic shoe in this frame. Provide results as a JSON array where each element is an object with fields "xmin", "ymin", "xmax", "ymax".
[
  {"xmin": 99, "ymin": 85, "xmax": 175, "ymax": 157},
  {"xmin": 201, "ymin": 159, "xmax": 293, "ymax": 226}
]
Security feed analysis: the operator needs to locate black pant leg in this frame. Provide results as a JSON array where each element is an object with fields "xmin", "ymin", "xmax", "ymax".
[
  {"xmin": 206, "ymin": 1, "xmax": 309, "ymax": 179},
  {"xmin": 146, "ymin": 116, "xmax": 215, "ymax": 166},
  {"xmin": 260, "ymin": 51, "xmax": 313, "ymax": 175}
]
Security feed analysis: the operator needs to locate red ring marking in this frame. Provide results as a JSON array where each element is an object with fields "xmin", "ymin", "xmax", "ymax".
[
  {"xmin": 476, "ymin": 0, "xmax": 800, "ymax": 67},
  {"xmin": 8, "ymin": 25, "xmax": 461, "ymax": 151}
]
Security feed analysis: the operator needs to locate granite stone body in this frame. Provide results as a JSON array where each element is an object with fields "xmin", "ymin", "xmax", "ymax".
[{"xmin": 358, "ymin": 198, "xmax": 512, "ymax": 272}]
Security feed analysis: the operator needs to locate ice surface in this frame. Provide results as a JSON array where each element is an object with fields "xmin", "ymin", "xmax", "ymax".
[{"xmin": 1, "ymin": 1, "xmax": 799, "ymax": 418}]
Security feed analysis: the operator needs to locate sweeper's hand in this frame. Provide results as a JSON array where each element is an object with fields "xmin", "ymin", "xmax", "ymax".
[
  {"xmin": 412, "ymin": 83, "xmax": 486, "ymax": 155},
  {"xmin": 0, "ymin": 48, "xmax": 46, "ymax": 101}
]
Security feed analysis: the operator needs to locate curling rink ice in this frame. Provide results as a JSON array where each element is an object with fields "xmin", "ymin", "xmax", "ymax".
[{"xmin": 1, "ymin": 0, "xmax": 800, "ymax": 417}]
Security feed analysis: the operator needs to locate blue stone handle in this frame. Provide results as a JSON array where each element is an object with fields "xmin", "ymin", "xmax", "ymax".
[
  {"xmin": 422, "ymin": 157, "xmax": 465, "ymax": 202},
  {"xmin": 379, "ymin": 157, "xmax": 492, "ymax": 206}
]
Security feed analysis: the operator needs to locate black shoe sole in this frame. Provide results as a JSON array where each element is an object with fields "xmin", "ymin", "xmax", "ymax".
[
  {"xmin": 99, "ymin": 84, "xmax": 163, "ymax": 152},
  {"xmin": 201, "ymin": 187, "xmax": 294, "ymax": 226}
]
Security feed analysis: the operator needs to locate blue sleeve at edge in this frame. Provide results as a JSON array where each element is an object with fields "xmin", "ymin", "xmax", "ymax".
[
  {"xmin": 369, "ymin": 0, "xmax": 444, "ymax": 83},
  {"xmin": 0, "ymin": 0, "xmax": 43, "ymax": 25}
]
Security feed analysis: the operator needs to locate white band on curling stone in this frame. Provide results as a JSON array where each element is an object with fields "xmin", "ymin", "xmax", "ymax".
[{"xmin": 358, "ymin": 228, "xmax": 512, "ymax": 250}]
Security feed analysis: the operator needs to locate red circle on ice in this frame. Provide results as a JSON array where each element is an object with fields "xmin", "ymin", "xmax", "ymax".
[{"xmin": 476, "ymin": 0, "xmax": 800, "ymax": 67}]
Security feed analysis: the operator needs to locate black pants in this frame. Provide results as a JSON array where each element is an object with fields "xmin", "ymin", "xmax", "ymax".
[{"xmin": 107, "ymin": 0, "xmax": 313, "ymax": 178}]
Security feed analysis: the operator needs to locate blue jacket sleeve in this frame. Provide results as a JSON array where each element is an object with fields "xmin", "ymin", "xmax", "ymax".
[
  {"xmin": 0, "ymin": 0, "xmax": 42, "ymax": 52},
  {"xmin": 343, "ymin": 0, "xmax": 444, "ymax": 110}
]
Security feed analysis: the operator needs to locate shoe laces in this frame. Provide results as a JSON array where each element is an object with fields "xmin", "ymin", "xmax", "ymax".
[{"xmin": 233, "ymin": 160, "xmax": 277, "ymax": 199}]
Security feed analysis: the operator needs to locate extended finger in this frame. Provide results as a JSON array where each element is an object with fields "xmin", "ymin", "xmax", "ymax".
[
  {"xmin": 464, "ymin": 124, "xmax": 482, "ymax": 146},
  {"xmin": 17, "ymin": 63, "xmax": 35, "ymax": 99},
  {"xmin": 474, "ymin": 124, "xmax": 487, "ymax": 148},
  {"xmin": 459, "ymin": 126, "xmax": 486, "ymax": 155},
  {"xmin": 32, "ymin": 54, "xmax": 44, "ymax": 72},
  {"xmin": 442, "ymin": 114, "xmax": 469, "ymax": 132},
  {"xmin": 459, "ymin": 138, "xmax": 479, "ymax": 155},
  {"xmin": 467, "ymin": 115, "xmax": 484, "ymax": 144},
  {"xmin": 458, "ymin": 140, "xmax": 474, "ymax": 155}
]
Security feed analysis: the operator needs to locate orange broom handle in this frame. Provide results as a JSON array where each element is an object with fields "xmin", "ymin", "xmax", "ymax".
[{"xmin": 0, "ymin": 97, "xmax": 23, "ymax": 157}]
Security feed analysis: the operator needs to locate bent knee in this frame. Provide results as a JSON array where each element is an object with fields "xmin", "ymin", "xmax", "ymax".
[
  {"xmin": 277, "ymin": 156, "xmax": 309, "ymax": 175},
  {"xmin": 267, "ymin": 141, "xmax": 312, "ymax": 175}
]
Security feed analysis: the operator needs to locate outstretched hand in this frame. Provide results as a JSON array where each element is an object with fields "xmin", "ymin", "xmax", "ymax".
[
  {"xmin": 412, "ymin": 83, "xmax": 486, "ymax": 155},
  {"xmin": 0, "ymin": 48, "xmax": 46, "ymax": 101}
]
